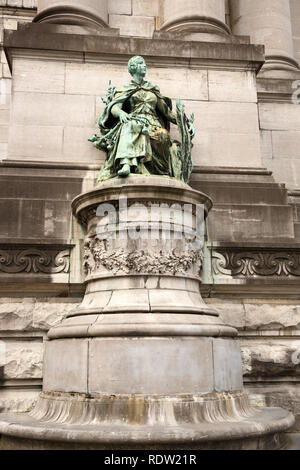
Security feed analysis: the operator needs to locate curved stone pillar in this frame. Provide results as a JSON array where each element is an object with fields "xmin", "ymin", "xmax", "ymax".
[
  {"xmin": 35, "ymin": 0, "xmax": 108, "ymax": 29},
  {"xmin": 160, "ymin": 0, "xmax": 230, "ymax": 41},
  {"xmin": 230, "ymin": 0, "xmax": 300, "ymax": 77}
]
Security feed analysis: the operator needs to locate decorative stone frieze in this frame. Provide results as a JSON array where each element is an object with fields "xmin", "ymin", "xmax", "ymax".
[
  {"xmin": 84, "ymin": 236, "xmax": 203, "ymax": 277},
  {"xmin": 212, "ymin": 248, "xmax": 300, "ymax": 278},
  {"xmin": 0, "ymin": 247, "xmax": 70, "ymax": 274}
]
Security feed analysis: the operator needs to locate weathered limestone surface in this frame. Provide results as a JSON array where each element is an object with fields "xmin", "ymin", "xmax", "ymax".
[
  {"xmin": 108, "ymin": 0, "xmax": 131, "ymax": 16},
  {"xmin": 0, "ymin": 297, "xmax": 81, "ymax": 412},
  {"xmin": 109, "ymin": 14, "xmax": 155, "ymax": 38},
  {"xmin": 244, "ymin": 303, "xmax": 300, "ymax": 331},
  {"xmin": 259, "ymin": 101, "xmax": 300, "ymax": 190},
  {"xmin": 207, "ymin": 298, "xmax": 300, "ymax": 430},
  {"xmin": 0, "ymin": 1, "xmax": 36, "ymax": 7},
  {"xmin": 107, "ymin": 0, "xmax": 158, "ymax": 37},
  {"xmin": 241, "ymin": 341, "xmax": 300, "ymax": 377},
  {"xmin": 291, "ymin": 0, "xmax": 300, "ymax": 66},
  {"xmin": 3, "ymin": 341, "xmax": 43, "ymax": 380},
  {"xmin": 0, "ymin": 298, "xmax": 80, "ymax": 332},
  {"xmin": 206, "ymin": 299, "xmax": 300, "ymax": 331},
  {"xmin": 213, "ymin": 338, "xmax": 243, "ymax": 391},
  {"xmin": 132, "ymin": 0, "xmax": 158, "ymax": 18},
  {"xmin": 3, "ymin": 174, "xmax": 289, "ymax": 449},
  {"xmin": 3, "ymin": 30, "xmax": 264, "ymax": 168},
  {"xmin": 6, "ymin": 53, "xmax": 262, "ymax": 167},
  {"xmin": 1, "ymin": 295, "xmax": 299, "ymax": 428},
  {"xmin": 88, "ymin": 337, "xmax": 214, "ymax": 395},
  {"xmin": 0, "ymin": 390, "xmax": 39, "ymax": 414}
]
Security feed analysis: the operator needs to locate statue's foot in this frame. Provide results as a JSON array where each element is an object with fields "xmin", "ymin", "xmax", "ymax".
[{"xmin": 118, "ymin": 164, "xmax": 131, "ymax": 177}]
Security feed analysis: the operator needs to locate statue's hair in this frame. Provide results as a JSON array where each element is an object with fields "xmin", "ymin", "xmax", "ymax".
[{"xmin": 128, "ymin": 56, "xmax": 146, "ymax": 74}]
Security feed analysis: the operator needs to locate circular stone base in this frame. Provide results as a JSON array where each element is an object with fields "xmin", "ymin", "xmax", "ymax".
[{"xmin": 0, "ymin": 407, "xmax": 294, "ymax": 450}]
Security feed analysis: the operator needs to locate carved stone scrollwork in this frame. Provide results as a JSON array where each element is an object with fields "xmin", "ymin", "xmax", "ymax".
[
  {"xmin": 212, "ymin": 250, "xmax": 300, "ymax": 278},
  {"xmin": 84, "ymin": 237, "xmax": 203, "ymax": 277},
  {"xmin": 0, "ymin": 248, "xmax": 70, "ymax": 274}
]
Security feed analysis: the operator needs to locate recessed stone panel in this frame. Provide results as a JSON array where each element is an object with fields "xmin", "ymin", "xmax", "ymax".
[
  {"xmin": 43, "ymin": 339, "xmax": 88, "ymax": 393},
  {"xmin": 89, "ymin": 337, "xmax": 214, "ymax": 394},
  {"xmin": 213, "ymin": 338, "xmax": 243, "ymax": 392}
]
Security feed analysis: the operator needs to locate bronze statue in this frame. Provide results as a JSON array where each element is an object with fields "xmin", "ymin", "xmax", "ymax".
[{"xmin": 90, "ymin": 56, "xmax": 195, "ymax": 183}]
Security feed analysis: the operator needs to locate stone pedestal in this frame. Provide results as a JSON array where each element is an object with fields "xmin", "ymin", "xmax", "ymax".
[{"xmin": 0, "ymin": 176, "xmax": 294, "ymax": 449}]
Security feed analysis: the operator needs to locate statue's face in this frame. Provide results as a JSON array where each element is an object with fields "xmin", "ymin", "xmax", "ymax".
[{"xmin": 131, "ymin": 59, "xmax": 147, "ymax": 78}]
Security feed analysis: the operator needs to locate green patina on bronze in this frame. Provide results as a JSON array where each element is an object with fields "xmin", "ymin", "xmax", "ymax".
[{"xmin": 89, "ymin": 56, "xmax": 195, "ymax": 184}]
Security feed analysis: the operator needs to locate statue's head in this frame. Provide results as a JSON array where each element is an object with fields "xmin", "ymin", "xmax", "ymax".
[{"xmin": 128, "ymin": 56, "xmax": 147, "ymax": 79}]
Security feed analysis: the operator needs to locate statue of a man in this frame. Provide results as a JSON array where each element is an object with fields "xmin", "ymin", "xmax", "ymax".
[{"xmin": 90, "ymin": 56, "xmax": 194, "ymax": 183}]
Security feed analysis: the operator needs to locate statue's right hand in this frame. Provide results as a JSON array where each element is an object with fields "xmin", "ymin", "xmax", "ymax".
[{"xmin": 119, "ymin": 111, "xmax": 130, "ymax": 123}]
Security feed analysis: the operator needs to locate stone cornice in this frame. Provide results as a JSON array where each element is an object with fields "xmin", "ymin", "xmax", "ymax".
[{"xmin": 3, "ymin": 23, "xmax": 265, "ymax": 73}]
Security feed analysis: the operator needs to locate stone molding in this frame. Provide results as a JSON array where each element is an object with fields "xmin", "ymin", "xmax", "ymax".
[
  {"xmin": 83, "ymin": 237, "xmax": 203, "ymax": 277},
  {"xmin": 3, "ymin": 25, "xmax": 265, "ymax": 73},
  {"xmin": 0, "ymin": 246, "xmax": 70, "ymax": 274},
  {"xmin": 212, "ymin": 248, "xmax": 300, "ymax": 278},
  {"xmin": 160, "ymin": 15, "xmax": 231, "ymax": 36},
  {"xmin": 30, "ymin": 390, "xmax": 253, "ymax": 426},
  {"xmin": 257, "ymin": 78, "xmax": 300, "ymax": 103},
  {"xmin": 34, "ymin": 5, "xmax": 108, "ymax": 29}
]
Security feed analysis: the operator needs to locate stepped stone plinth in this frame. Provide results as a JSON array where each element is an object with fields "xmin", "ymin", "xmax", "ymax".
[{"xmin": 0, "ymin": 176, "xmax": 294, "ymax": 450}]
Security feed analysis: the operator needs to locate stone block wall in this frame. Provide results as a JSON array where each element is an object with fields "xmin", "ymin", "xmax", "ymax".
[
  {"xmin": 258, "ymin": 95, "xmax": 300, "ymax": 191},
  {"xmin": 6, "ymin": 54, "xmax": 262, "ymax": 169},
  {"xmin": 0, "ymin": 0, "xmax": 36, "ymax": 160},
  {"xmin": 0, "ymin": 297, "xmax": 81, "ymax": 413},
  {"xmin": 0, "ymin": 1, "xmax": 36, "ymax": 7},
  {"xmin": 207, "ymin": 298, "xmax": 300, "ymax": 431},
  {"xmin": 108, "ymin": 0, "xmax": 158, "ymax": 37}
]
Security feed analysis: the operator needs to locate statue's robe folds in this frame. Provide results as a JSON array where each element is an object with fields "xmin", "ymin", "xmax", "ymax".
[{"xmin": 94, "ymin": 80, "xmax": 182, "ymax": 182}]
